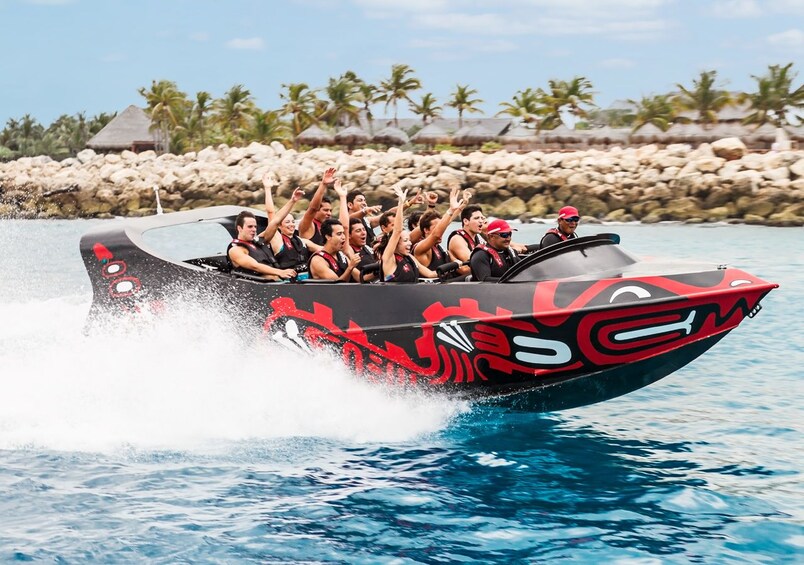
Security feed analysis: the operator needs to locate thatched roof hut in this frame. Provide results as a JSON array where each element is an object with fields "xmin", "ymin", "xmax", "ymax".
[
  {"xmin": 372, "ymin": 126, "xmax": 409, "ymax": 146},
  {"xmin": 586, "ymin": 126, "xmax": 629, "ymax": 146},
  {"xmin": 297, "ymin": 124, "xmax": 335, "ymax": 146},
  {"xmin": 665, "ymin": 123, "xmax": 696, "ymax": 144},
  {"xmin": 86, "ymin": 105, "xmax": 156, "ymax": 152},
  {"xmin": 334, "ymin": 125, "xmax": 371, "ymax": 147},
  {"xmin": 630, "ymin": 123, "xmax": 665, "ymax": 144},
  {"xmin": 541, "ymin": 124, "xmax": 581, "ymax": 144},
  {"xmin": 499, "ymin": 124, "xmax": 539, "ymax": 148},
  {"xmin": 410, "ymin": 123, "xmax": 452, "ymax": 146},
  {"xmin": 454, "ymin": 123, "xmax": 498, "ymax": 147}
]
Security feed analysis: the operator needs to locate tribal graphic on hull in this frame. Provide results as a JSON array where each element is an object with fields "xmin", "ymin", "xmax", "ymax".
[{"xmin": 262, "ymin": 269, "xmax": 769, "ymax": 393}]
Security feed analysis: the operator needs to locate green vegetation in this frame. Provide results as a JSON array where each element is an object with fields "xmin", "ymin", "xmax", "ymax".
[{"xmin": 2, "ymin": 63, "xmax": 802, "ymax": 160}]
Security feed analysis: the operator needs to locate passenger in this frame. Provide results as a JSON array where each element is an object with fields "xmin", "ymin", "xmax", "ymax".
[
  {"xmin": 309, "ymin": 218, "xmax": 361, "ymax": 281},
  {"xmin": 447, "ymin": 204, "xmax": 485, "ymax": 276},
  {"xmin": 413, "ymin": 187, "xmax": 468, "ymax": 272},
  {"xmin": 409, "ymin": 191, "xmax": 438, "ymax": 245},
  {"xmin": 377, "ymin": 209, "xmax": 396, "ymax": 239},
  {"xmin": 346, "ymin": 190, "xmax": 382, "ymax": 247},
  {"xmin": 271, "ymin": 211, "xmax": 321, "ymax": 281},
  {"xmin": 540, "ymin": 205, "xmax": 580, "ymax": 248},
  {"xmin": 299, "ymin": 167, "xmax": 336, "ymax": 245},
  {"xmin": 469, "ymin": 218, "xmax": 520, "ymax": 282},
  {"xmin": 407, "ymin": 210, "xmax": 423, "ymax": 233},
  {"xmin": 378, "ymin": 187, "xmax": 439, "ymax": 283},
  {"xmin": 349, "ymin": 217, "xmax": 378, "ymax": 270},
  {"xmin": 227, "ymin": 211, "xmax": 296, "ymax": 280}
]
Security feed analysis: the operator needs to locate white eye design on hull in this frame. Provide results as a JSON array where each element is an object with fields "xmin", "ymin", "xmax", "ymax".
[
  {"xmin": 512, "ymin": 336, "xmax": 572, "ymax": 365},
  {"xmin": 271, "ymin": 320, "xmax": 311, "ymax": 353},
  {"xmin": 610, "ymin": 285, "xmax": 651, "ymax": 303},
  {"xmin": 436, "ymin": 320, "xmax": 473, "ymax": 353},
  {"xmin": 115, "ymin": 280, "xmax": 134, "ymax": 294},
  {"xmin": 613, "ymin": 310, "xmax": 696, "ymax": 342},
  {"xmin": 730, "ymin": 279, "xmax": 752, "ymax": 287}
]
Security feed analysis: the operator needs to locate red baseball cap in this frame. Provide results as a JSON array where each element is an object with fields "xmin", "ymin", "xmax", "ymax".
[
  {"xmin": 486, "ymin": 218, "xmax": 517, "ymax": 234},
  {"xmin": 558, "ymin": 206, "xmax": 580, "ymax": 219}
]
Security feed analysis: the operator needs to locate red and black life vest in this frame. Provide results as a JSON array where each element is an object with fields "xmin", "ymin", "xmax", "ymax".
[{"xmin": 383, "ymin": 253, "xmax": 418, "ymax": 283}]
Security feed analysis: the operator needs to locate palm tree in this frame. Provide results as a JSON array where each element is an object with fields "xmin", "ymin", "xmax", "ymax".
[
  {"xmin": 675, "ymin": 70, "xmax": 733, "ymax": 127},
  {"xmin": 447, "ymin": 84, "xmax": 484, "ymax": 129},
  {"xmin": 544, "ymin": 76, "xmax": 596, "ymax": 128},
  {"xmin": 377, "ymin": 64, "xmax": 422, "ymax": 127},
  {"xmin": 138, "ymin": 79, "xmax": 188, "ymax": 153},
  {"xmin": 496, "ymin": 88, "xmax": 543, "ymax": 123},
  {"xmin": 742, "ymin": 63, "xmax": 804, "ymax": 127},
  {"xmin": 279, "ymin": 82, "xmax": 320, "ymax": 148},
  {"xmin": 628, "ymin": 94, "xmax": 676, "ymax": 132},
  {"xmin": 409, "ymin": 93, "xmax": 442, "ymax": 124},
  {"xmin": 211, "ymin": 84, "xmax": 255, "ymax": 144},
  {"xmin": 187, "ymin": 91, "xmax": 213, "ymax": 149},
  {"xmin": 248, "ymin": 110, "xmax": 290, "ymax": 145},
  {"xmin": 324, "ymin": 74, "xmax": 362, "ymax": 127}
]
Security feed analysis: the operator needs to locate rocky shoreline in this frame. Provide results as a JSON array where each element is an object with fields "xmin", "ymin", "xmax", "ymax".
[{"xmin": 1, "ymin": 137, "xmax": 802, "ymax": 226}]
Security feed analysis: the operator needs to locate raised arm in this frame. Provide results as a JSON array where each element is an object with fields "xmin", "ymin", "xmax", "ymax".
[
  {"xmin": 414, "ymin": 187, "xmax": 467, "ymax": 259},
  {"xmin": 260, "ymin": 187, "xmax": 304, "ymax": 242},
  {"xmin": 298, "ymin": 167, "xmax": 336, "ymax": 239},
  {"xmin": 381, "ymin": 186, "xmax": 408, "ymax": 279},
  {"xmin": 262, "ymin": 172, "xmax": 276, "ymax": 221}
]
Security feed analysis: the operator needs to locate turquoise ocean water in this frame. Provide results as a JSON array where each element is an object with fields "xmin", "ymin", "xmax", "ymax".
[{"xmin": 0, "ymin": 219, "xmax": 801, "ymax": 563}]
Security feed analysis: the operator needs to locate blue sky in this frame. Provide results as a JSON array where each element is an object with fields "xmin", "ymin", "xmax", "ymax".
[{"xmin": 1, "ymin": 0, "xmax": 802, "ymax": 127}]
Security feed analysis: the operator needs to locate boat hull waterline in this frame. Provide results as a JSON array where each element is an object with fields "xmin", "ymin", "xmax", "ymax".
[{"xmin": 79, "ymin": 206, "xmax": 777, "ymax": 411}]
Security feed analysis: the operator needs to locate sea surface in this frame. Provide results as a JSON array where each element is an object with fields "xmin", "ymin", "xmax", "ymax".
[{"xmin": 0, "ymin": 218, "xmax": 801, "ymax": 563}]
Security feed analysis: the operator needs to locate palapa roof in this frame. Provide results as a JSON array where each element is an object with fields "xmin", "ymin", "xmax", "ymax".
[
  {"xmin": 372, "ymin": 125, "xmax": 409, "ymax": 146},
  {"xmin": 454, "ymin": 122, "xmax": 499, "ymax": 146},
  {"xmin": 541, "ymin": 124, "xmax": 582, "ymax": 143},
  {"xmin": 297, "ymin": 124, "xmax": 335, "ymax": 146},
  {"xmin": 86, "ymin": 105, "xmax": 155, "ymax": 150},
  {"xmin": 334, "ymin": 125, "xmax": 371, "ymax": 145},
  {"xmin": 585, "ymin": 126, "xmax": 629, "ymax": 144},
  {"xmin": 499, "ymin": 124, "xmax": 539, "ymax": 145},
  {"xmin": 410, "ymin": 123, "xmax": 452, "ymax": 145},
  {"xmin": 630, "ymin": 122, "xmax": 665, "ymax": 142}
]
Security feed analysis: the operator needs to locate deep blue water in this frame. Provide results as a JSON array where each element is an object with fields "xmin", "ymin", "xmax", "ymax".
[{"xmin": 0, "ymin": 220, "xmax": 802, "ymax": 563}]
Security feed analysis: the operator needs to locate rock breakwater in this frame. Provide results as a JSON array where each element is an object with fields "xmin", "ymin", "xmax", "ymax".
[{"xmin": 1, "ymin": 137, "xmax": 802, "ymax": 226}]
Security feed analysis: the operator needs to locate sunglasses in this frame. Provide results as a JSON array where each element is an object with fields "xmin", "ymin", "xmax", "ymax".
[
  {"xmin": 562, "ymin": 217, "xmax": 580, "ymax": 223},
  {"xmin": 495, "ymin": 232, "xmax": 512, "ymax": 238}
]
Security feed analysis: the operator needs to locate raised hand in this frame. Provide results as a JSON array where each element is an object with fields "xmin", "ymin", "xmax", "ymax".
[
  {"xmin": 333, "ymin": 178, "xmax": 347, "ymax": 198},
  {"xmin": 322, "ymin": 167, "xmax": 337, "ymax": 186},
  {"xmin": 290, "ymin": 187, "xmax": 305, "ymax": 202},
  {"xmin": 424, "ymin": 191, "xmax": 439, "ymax": 206},
  {"xmin": 393, "ymin": 186, "xmax": 409, "ymax": 202},
  {"xmin": 462, "ymin": 189, "xmax": 473, "ymax": 203}
]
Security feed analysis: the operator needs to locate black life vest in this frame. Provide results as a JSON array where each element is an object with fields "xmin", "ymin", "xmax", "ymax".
[
  {"xmin": 470, "ymin": 244, "xmax": 518, "ymax": 279},
  {"xmin": 314, "ymin": 250, "xmax": 348, "ymax": 277},
  {"xmin": 413, "ymin": 241, "xmax": 448, "ymax": 271},
  {"xmin": 361, "ymin": 217, "xmax": 377, "ymax": 247},
  {"xmin": 275, "ymin": 231, "xmax": 310, "ymax": 271},
  {"xmin": 447, "ymin": 229, "xmax": 481, "ymax": 254},
  {"xmin": 540, "ymin": 228, "xmax": 578, "ymax": 248},
  {"xmin": 383, "ymin": 253, "xmax": 418, "ymax": 283},
  {"xmin": 227, "ymin": 238, "xmax": 277, "ymax": 275},
  {"xmin": 351, "ymin": 243, "xmax": 376, "ymax": 270},
  {"xmin": 310, "ymin": 220, "xmax": 324, "ymax": 246}
]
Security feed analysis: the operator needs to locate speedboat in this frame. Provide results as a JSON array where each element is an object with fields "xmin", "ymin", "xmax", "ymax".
[{"xmin": 79, "ymin": 206, "xmax": 777, "ymax": 411}]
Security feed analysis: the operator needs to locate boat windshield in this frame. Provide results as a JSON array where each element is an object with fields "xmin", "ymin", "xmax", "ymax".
[{"xmin": 502, "ymin": 234, "xmax": 638, "ymax": 282}]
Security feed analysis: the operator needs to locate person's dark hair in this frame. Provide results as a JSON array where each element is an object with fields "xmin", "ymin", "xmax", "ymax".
[
  {"xmin": 346, "ymin": 190, "xmax": 364, "ymax": 205},
  {"xmin": 379, "ymin": 210, "xmax": 396, "ymax": 229},
  {"xmin": 408, "ymin": 211, "xmax": 423, "ymax": 231},
  {"xmin": 375, "ymin": 232, "xmax": 392, "ymax": 257},
  {"xmin": 418, "ymin": 211, "xmax": 440, "ymax": 233},
  {"xmin": 320, "ymin": 196, "xmax": 332, "ymax": 206},
  {"xmin": 348, "ymin": 217, "xmax": 362, "ymax": 233},
  {"xmin": 320, "ymin": 218, "xmax": 342, "ymax": 240},
  {"xmin": 235, "ymin": 210, "xmax": 256, "ymax": 229},
  {"xmin": 461, "ymin": 205, "xmax": 482, "ymax": 223}
]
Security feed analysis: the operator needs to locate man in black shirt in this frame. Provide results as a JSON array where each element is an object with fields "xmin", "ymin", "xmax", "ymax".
[
  {"xmin": 540, "ymin": 205, "xmax": 580, "ymax": 248},
  {"xmin": 469, "ymin": 219, "xmax": 519, "ymax": 282}
]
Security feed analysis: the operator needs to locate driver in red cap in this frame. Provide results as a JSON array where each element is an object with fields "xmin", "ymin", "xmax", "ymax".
[
  {"xmin": 469, "ymin": 218, "xmax": 520, "ymax": 282},
  {"xmin": 540, "ymin": 205, "xmax": 580, "ymax": 248}
]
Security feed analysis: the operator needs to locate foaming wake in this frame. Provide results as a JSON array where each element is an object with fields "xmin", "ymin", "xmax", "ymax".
[{"xmin": 0, "ymin": 295, "xmax": 468, "ymax": 453}]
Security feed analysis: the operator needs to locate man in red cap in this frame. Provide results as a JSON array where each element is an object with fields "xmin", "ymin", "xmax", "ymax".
[
  {"xmin": 540, "ymin": 205, "xmax": 580, "ymax": 248},
  {"xmin": 469, "ymin": 218, "xmax": 520, "ymax": 281}
]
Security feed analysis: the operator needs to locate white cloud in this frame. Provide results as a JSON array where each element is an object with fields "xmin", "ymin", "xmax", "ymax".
[
  {"xmin": 769, "ymin": 0, "xmax": 804, "ymax": 15},
  {"xmin": 709, "ymin": 0, "xmax": 761, "ymax": 18},
  {"xmin": 190, "ymin": 32, "xmax": 210, "ymax": 42},
  {"xmin": 225, "ymin": 37, "xmax": 264, "ymax": 50},
  {"xmin": 599, "ymin": 57, "xmax": 637, "ymax": 69},
  {"xmin": 767, "ymin": 28, "xmax": 804, "ymax": 48}
]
